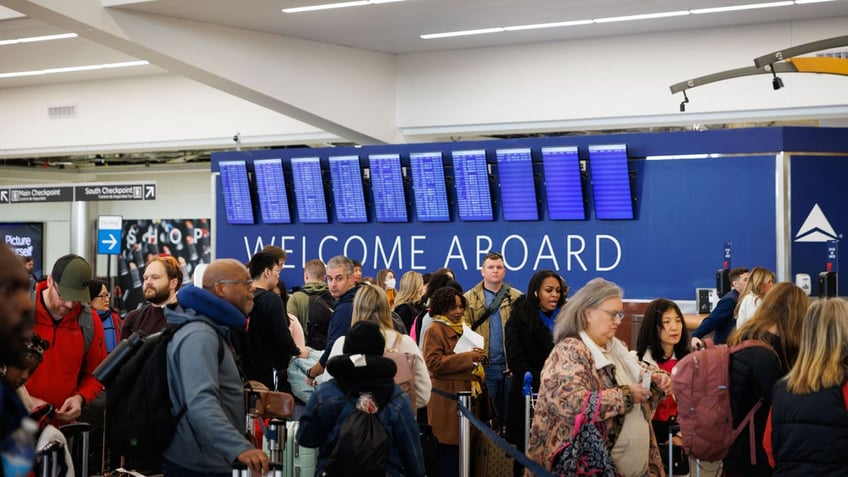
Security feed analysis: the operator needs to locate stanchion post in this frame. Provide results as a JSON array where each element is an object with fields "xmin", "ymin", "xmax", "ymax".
[{"xmin": 458, "ymin": 391, "xmax": 472, "ymax": 477}]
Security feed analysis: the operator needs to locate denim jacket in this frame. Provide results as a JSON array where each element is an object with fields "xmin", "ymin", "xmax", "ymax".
[{"xmin": 297, "ymin": 357, "xmax": 425, "ymax": 477}]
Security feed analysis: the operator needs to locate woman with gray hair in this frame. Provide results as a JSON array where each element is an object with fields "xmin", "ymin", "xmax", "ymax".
[{"xmin": 525, "ymin": 278, "xmax": 672, "ymax": 477}]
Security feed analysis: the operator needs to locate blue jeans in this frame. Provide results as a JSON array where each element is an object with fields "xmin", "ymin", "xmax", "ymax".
[{"xmin": 484, "ymin": 362, "xmax": 510, "ymax": 430}]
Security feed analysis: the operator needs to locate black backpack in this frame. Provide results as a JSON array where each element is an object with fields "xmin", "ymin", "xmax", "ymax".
[
  {"xmin": 105, "ymin": 321, "xmax": 223, "ymax": 470},
  {"xmin": 324, "ymin": 398, "xmax": 389, "ymax": 477},
  {"xmin": 305, "ymin": 290, "xmax": 335, "ymax": 350}
]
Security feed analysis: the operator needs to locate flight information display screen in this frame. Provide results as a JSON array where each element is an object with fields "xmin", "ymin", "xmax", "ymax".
[
  {"xmin": 496, "ymin": 148, "xmax": 538, "ymax": 221},
  {"xmin": 253, "ymin": 158, "xmax": 291, "ymax": 224},
  {"xmin": 219, "ymin": 160, "xmax": 254, "ymax": 225},
  {"xmin": 368, "ymin": 154, "xmax": 408, "ymax": 223},
  {"xmin": 290, "ymin": 157, "xmax": 329, "ymax": 223},
  {"xmin": 541, "ymin": 146, "xmax": 585, "ymax": 220},
  {"xmin": 329, "ymin": 155, "xmax": 368, "ymax": 223},
  {"xmin": 409, "ymin": 152, "xmax": 450, "ymax": 222},
  {"xmin": 452, "ymin": 150, "xmax": 493, "ymax": 221},
  {"xmin": 589, "ymin": 144, "xmax": 634, "ymax": 220}
]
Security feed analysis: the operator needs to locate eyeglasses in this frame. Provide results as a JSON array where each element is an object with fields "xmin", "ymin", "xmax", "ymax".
[
  {"xmin": 216, "ymin": 279, "xmax": 253, "ymax": 288},
  {"xmin": 594, "ymin": 308, "xmax": 625, "ymax": 321},
  {"xmin": 96, "ymin": 293, "xmax": 110, "ymax": 300}
]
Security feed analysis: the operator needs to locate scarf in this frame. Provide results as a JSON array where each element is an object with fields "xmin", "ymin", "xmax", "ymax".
[
  {"xmin": 432, "ymin": 315, "xmax": 485, "ymax": 397},
  {"xmin": 538, "ymin": 307, "xmax": 558, "ymax": 332},
  {"xmin": 174, "ymin": 284, "xmax": 247, "ymax": 330}
]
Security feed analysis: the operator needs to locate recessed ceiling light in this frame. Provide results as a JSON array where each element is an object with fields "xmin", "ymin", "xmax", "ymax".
[
  {"xmin": 593, "ymin": 10, "xmax": 690, "ymax": 23},
  {"xmin": 0, "ymin": 60, "xmax": 149, "ymax": 79},
  {"xmin": 691, "ymin": 1, "xmax": 794, "ymax": 14},
  {"xmin": 421, "ymin": 28, "xmax": 506, "ymax": 39},
  {"xmin": 504, "ymin": 20, "xmax": 593, "ymax": 32},
  {"xmin": 0, "ymin": 33, "xmax": 78, "ymax": 46},
  {"xmin": 282, "ymin": 0, "xmax": 403, "ymax": 13}
]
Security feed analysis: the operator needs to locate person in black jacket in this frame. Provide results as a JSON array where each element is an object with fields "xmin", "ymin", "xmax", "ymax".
[
  {"xmin": 504, "ymin": 270, "xmax": 567, "ymax": 477},
  {"xmin": 766, "ymin": 297, "xmax": 848, "ymax": 476},
  {"xmin": 724, "ymin": 282, "xmax": 808, "ymax": 477},
  {"xmin": 244, "ymin": 251, "xmax": 306, "ymax": 391}
]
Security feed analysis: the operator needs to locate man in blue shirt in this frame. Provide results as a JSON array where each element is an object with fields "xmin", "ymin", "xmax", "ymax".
[
  {"xmin": 463, "ymin": 252, "xmax": 522, "ymax": 430},
  {"xmin": 691, "ymin": 267, "xmax": 749, "ymax": 347}
]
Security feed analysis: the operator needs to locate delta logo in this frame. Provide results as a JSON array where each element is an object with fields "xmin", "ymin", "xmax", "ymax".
[{"xmin": 795, "ymin": 203, "xmax": 839, "ymax": 243}]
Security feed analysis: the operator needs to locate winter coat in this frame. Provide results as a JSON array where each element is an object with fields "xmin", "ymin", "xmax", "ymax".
[{"xmin": 525, "ymin": 336, "xmax": 666, "ymax": 476}]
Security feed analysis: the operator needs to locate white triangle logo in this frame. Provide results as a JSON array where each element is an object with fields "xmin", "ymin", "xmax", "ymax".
[{"xmin": 795, "ymin": 203, "xmax": 838, "ymax": 243}]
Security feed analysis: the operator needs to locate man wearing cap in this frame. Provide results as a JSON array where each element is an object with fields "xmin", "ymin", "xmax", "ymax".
[{"xmin": 27, "ymin": 254, "xmax": 107, "ymax": 422}]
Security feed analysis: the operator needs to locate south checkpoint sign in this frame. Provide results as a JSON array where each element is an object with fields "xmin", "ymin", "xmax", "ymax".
[{"xmin": 0, "ymin": 182, "xmax": 156, "ymax": 204}]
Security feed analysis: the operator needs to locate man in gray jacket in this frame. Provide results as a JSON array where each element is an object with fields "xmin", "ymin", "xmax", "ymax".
[{"xmin": 163, "ymin": 258, "xmax": 268, "ymax": 476}]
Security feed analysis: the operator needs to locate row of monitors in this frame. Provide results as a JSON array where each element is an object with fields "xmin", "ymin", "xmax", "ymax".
[{"xmin": 219, "ymin": 144, "xmax": 634, "ymax": 225}]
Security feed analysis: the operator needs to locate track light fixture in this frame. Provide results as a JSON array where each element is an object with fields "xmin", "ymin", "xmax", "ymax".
[
  {"xmin": 771, "ymin": 68, "xmax": 784, "ymax": 90},
  {"xmin": 679, "ymin": 90, "xmax": 690, "ymax": 112}
]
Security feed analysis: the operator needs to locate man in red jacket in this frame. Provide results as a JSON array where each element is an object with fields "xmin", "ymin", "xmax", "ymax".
[{"xmin": 27, "ymin": 254, "xmax": 107, "ymax": 422}]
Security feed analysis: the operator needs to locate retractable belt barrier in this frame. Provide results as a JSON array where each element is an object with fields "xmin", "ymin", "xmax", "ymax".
[{"xmin": 430, "ymin": 387, "xmax": 556, "ymax": 477}]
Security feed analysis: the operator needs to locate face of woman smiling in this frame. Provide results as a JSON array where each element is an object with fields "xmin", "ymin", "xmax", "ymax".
[{"xmin": 537, "ymin": 276, "xmax": 562, "ymax": 313}]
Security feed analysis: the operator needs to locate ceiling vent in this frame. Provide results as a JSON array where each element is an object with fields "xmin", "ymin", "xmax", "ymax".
[{"xmin": 47, "ymin": 104, "xmax": 77, "ymax": 119}]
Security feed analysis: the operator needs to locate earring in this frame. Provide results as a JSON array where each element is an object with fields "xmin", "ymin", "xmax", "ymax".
[{"xmin": 534, "ymin": 291, "xmax": 538, "ymax": 297}]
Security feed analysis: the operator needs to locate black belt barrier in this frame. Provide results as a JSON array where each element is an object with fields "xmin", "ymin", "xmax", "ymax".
[{"xmin": 431, "ymin": 387, "xmax": 557, "ymax": 477}]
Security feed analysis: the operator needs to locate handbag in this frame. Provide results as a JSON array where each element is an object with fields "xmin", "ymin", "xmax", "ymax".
[
  {"xmin": 244, "ymin": 380, "xmax": 295, "ymax": 419},
  {"xmin": 551, "ymin": 391, "xmax": 618, "ymax": 477}
]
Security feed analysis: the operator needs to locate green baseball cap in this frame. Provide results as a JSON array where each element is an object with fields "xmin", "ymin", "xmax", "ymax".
[{"xmin": 51, "ymin": 254, "xmax": 92, "ymax": 303}]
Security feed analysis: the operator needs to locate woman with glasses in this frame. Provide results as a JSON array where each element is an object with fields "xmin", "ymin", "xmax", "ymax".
[
  {"xmin": 525, "ymin": 278, "xmax": 671, "ymax": 477},
  {"xmin": 89, "ymin": 278, "xmax": 122, "ymax": 353},
  {"xmin": 504, "ymin": 270, "xmax": 567, "ymax": 477},
  {"xmin": 421, "ymin": 286, "xmax": 487, "ymax": 477}
]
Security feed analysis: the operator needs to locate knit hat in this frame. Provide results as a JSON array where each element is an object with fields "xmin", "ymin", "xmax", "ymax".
[
  {"xmin": 51, "ymin": 254, "xmax": 92, "ymax": 303},
  {"xmin": 343, "ymin": 321, "xmax": 385, "ymax": 356}
]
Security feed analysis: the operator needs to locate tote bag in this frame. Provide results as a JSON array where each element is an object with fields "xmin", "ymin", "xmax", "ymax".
[{"xmin": 551, "ymin": 390, "xmax": 618, "ymax": 477}]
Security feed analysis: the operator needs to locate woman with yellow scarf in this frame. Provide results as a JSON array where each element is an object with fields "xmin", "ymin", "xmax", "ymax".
[{"xmin": 422, "ymin": 286, "xmax": 487, "ymax": 477}]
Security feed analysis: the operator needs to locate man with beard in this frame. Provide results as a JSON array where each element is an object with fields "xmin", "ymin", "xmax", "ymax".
[
  {"xmin": 1, "ymin": 244, "xmax": 33, "ymax": 438},
  {"xmin": 27, "ymin": 254, "xmax": 107, "ymax": 422},
  {"xmin": 120, "ymin": 256, "xmax": 182, "ymax": 339}
]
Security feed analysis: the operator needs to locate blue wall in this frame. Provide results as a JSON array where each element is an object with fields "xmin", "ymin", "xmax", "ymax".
[
  {"xmin": 211, "ymin": 127, "xmax": 848, "ymax": 300},
  {"xmin": 791, "ymin": 155, "xmax": 848, "ymax": 296}
]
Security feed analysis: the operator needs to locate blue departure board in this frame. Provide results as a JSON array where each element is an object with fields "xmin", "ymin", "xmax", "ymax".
[
  {"xmin": 496, "ymin": 148, "xmax": 538, "ymax": 221},
  {"xmin": 329, "ymin": 155, "xmax": 368, "ymax": 223},
  {"xmin": 290, "ymin": 157, "xmax": 328, "ymax": 223},
  {"xmin": 409, "ymin": 152, "xmax": 450, "ymax": 222},
  {"xmin": 452, "ymin": 150, "xmax": 493, "ymax": 221},
  {"xmin": 253, "ymin": 158, "xmax": 291, "ymax": 224},
  {"xmin": 541, "ymin": 146, "xmax": 585, "ymax": 220},
  {"xmin": 219, "ymin": 160, "xmax": 254, "ymax": 225},
  {"xmin": 588, "ymin": 144, "xmax": 634, "ymax": 220},
  {"xmin": 368, "ymin": 154, "xmax": 408, "ymax": 223}
]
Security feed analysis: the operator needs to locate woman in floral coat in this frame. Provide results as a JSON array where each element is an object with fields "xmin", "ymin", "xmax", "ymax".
[{"xmin": 525, "ymin": 278, "xmax": 672, "ymax": 477}]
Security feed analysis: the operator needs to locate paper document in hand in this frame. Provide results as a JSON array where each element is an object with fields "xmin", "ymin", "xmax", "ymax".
[{"xmin": 454, "ymin": 324, "xmax": 484, "ymax": 353}]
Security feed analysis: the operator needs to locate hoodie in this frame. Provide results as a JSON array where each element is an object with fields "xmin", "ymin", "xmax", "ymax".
[{"xmin": 161, "ymin": 285, "xmax": 253, "ymax": 474}]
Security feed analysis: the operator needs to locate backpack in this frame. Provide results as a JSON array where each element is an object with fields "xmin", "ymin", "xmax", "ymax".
[
  {"xmin": 671, "ymin": 339, "xmax": 779, "ymax": 462},
  {"xmin": 410, "ymin": 307, "xmax": 430, "ymax": 345},
  {"xmin": 324, "ymin": 394, "xmax": 389, "ymax": 477},
  {"xmin": 105, "ymin": 320, "xmax": 224, "ymax": 468},
  {"xmin": 305, "ymin": 289, "xmax": 334, "ymax": 350},
  {"xmin": 383, "ymin": 333, "xmax": 417, "ymax": 407}
]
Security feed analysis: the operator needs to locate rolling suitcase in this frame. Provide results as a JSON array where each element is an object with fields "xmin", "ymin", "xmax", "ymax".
[
  {"xmin": 665, "ymin": 417, "xmax": 691, "ymax": 476},
  {"xmin": 282, "ymin": 420, "xmax": 316, "ymax": 477}
]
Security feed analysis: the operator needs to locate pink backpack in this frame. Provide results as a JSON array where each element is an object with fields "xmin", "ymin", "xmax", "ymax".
[{"xmin": 671, "ymin": 339, "xmax": 778, "ymax": 463}]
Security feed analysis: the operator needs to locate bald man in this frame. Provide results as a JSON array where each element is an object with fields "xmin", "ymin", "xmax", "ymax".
[{"xmin": 162, "ymin": 259, "xmax": 269, "ymax": 476}]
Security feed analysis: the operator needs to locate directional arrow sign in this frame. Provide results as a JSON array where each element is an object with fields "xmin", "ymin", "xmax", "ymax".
[
  {"xmin": 0, "ymin": 189, "xmax": 8, "ymax": 204},
  {"xmin": 144, "ymin": 184, "xmax": 156, "ymax": 200},
  {"xmin": 97, "ymin": 215, "xmax": 123, "ymax": 255}
]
